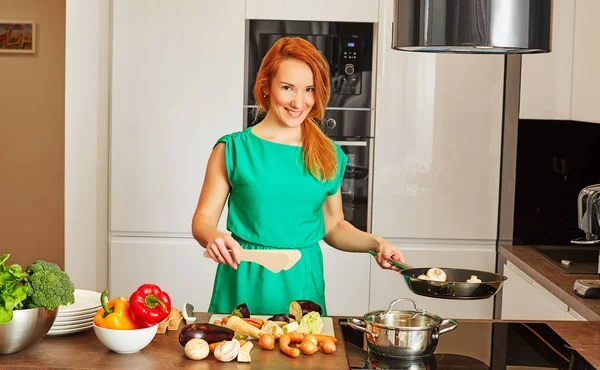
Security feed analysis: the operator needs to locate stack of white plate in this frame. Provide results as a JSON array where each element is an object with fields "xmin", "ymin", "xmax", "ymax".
[{"xmin": 48, "ymin": 289, "xmax": 101, "ymax": 336}]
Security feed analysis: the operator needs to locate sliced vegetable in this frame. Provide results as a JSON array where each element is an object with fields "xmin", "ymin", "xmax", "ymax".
[
  {"xmin": 237, "ymin": 341, "xmax": 253, "ymax": 362},
  {"xmin": 225, "ymin": 316, "xmax": 264, "ymax": 338},
  {"xmin": 289, "ymin": 300, "xmax": 322, "ymax": 322},
  {"xmin": 230, "ymin": 302, "xmax": 250, "ymax": 318},
  {"xmin": 261, "ymin": 320, "xmax": 284, "ymax": 339},
  {"xmin": 297, "ymin": 311, "xmax": 323, "ymax": 334},
  {"xmin": 178, "ymin": 323, "xmax": 235, "ymax": 346},
  {"xmin": 282, "ymin": 321, "xmax": 299, "ymax": 334}
]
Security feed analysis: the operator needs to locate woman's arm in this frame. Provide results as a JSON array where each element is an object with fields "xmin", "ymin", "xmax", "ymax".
[
  {"xmin": 191, "ymin": 143, "xmax": 242, "ymax": 268},
  {"xmin": 322, "ymin": 189, "xmax": 405, "ymax": 267}
]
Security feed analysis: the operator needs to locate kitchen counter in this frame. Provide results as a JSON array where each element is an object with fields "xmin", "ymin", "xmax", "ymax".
[
  {"xmin": 2, "ymin": 313, "xmax": 600, "ymax": 369},
  {"xmin": 500, "ymin": 245, "xmax": 600, "ymax": 321}
]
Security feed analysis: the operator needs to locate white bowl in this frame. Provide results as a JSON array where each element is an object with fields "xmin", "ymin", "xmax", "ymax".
[{"xmin": 93, "ymin": 323, "xmax": 158, "ymax": 354}]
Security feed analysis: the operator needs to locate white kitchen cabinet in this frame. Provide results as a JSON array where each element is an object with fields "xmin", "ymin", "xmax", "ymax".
[
  {"xmin": 501, "ymin": 261, "xmax": 575, "ymax": 321},
  {"xmin": 109, "ymin": 237, "xmax": 218, "ymax": 312},
  {"xmin": 245, "ymin": 0, "xmax": 378, "ymax": 22},
  {"xmin": 519, "ymin": 0, "xmax": 576, "ymax": 120},
  {"xmin": 372, "ymin": 0, "xmax": 505, "ymax": 240},
  {"xmin": 369, "ymin": 240, "xmax": 497, "ymax": 319},
  {"xmin": 571, "ymin": 0, "xmax": 600, "ymax": 124},
  {"xmin": 320, "ymin": 241, "xmax": 370, "ymax": 316},
  {"xmin": 110, "ymin": 0, "xmax": 244, "ymax": 234}
]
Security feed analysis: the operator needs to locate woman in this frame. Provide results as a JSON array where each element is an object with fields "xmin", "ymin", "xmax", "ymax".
[{"xmin": 192, "ymin": 37, "xmax": 405, "ymax": 315}]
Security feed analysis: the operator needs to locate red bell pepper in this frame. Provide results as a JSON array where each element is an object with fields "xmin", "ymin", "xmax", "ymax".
[{"xmin": 129, "ymin": 284, "xmax": 171, "ymax": 328}]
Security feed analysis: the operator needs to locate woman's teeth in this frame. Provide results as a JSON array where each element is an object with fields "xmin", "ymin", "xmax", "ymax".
[{"xmin": 285, "ymin": 108, "xmax": 302, "ymax": 118}]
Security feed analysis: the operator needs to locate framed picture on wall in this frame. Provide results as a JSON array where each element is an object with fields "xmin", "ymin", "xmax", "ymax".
[{"xmin": 0, "ymin": 21, "xmax": 36, "ymax": 54}]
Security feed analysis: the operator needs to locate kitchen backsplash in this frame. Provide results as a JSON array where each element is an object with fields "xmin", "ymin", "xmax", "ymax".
[{"xmin": 513, "ymin": 119, "xmax": 600, "ymax": 246}]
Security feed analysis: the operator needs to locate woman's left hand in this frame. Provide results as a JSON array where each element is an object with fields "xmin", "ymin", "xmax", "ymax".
[{"xmin": 373, "ymin": 239, "xmax": 406, "ymax": 271}]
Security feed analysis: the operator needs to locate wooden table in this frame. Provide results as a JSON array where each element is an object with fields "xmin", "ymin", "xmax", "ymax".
[{"xmin": 2, "ymin": 313, "xmax": 599, "ymax": 369}]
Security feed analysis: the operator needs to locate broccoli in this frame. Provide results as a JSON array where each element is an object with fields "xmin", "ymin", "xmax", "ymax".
[
  {"xmin": 23, "ymin": 267, "xmax": 75, "ymax": 311},
  {"xmin": 25, "ymin": 260, "xmax": 62, "ymax": 275}
]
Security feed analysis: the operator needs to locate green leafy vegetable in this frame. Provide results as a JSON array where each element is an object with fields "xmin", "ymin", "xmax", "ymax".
[{"xmin": 0, "ymin": 254, "xmax": 29, "ymax": 324}]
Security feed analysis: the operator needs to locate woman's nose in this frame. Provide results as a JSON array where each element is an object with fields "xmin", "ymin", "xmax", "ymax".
[{"xmin": 290, "ymin": 94, "xmax": 304, "ymax": 108}]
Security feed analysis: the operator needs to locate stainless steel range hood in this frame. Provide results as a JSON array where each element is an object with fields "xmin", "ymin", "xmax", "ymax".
[{"xmin": 393, "ymin": 0, "xmax": 552, "ymax": 54}]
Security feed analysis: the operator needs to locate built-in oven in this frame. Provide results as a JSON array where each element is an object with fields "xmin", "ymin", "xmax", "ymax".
[{"xmin": 245, "ymin": 20, "xmax": 376, "ymax": 232}]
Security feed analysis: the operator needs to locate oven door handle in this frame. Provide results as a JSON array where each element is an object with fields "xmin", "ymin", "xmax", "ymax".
[{"xmin": 333, "ymin": 140, "xmax": 368, "ymax": 147}]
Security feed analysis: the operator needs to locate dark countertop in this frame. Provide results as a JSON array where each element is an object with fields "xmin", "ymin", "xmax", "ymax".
[
  {"xmin": 2, "ymin": 312, "xmax": 600, "ymax": 369},
  {"xmin": 500, "ymin": 245, "xmax": 600, "ymax": 321}
]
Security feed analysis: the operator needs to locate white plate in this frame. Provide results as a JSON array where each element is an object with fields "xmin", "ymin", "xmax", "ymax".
[
  {"xmin": 58, "ymin": 289, "xmax": 102, "ymax": 313},
  {"xmin": 55, "ymin": 311, "xmax": 96, "ymax": 322},
  {"xmin": 57, "ymin": 306, "xmax": 100, "ymax": 317},
  {"xmin": 47, "ymin": 324, "xmax": 93, "ymax": 336},
  {"xmin": 51, "ymin": 321, "xmax": 94, "ymax": 330},
  {"xmin": 208, "ymin": 314, "xmax": 335, "ymax": 337}
]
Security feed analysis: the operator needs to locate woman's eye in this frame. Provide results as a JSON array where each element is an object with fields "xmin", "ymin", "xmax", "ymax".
[
  {"xmin": 282, "ymin": 85, "xmax": 292, "ymax": 91},
  {"xmin": 306, "ymin": 87, "xmax": 314, "ymax": 93}
]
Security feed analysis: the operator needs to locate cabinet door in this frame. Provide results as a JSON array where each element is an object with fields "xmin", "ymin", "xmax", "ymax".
[
  {"xmin": 572, "ymin": 0, "xmax": 600, "ymax": 124},
  {"xmin": 110, "ymin": 0, "xmax": 244, "ymax": 233},
  {"xmin": 501, "ymin": 261, "xmax": 570, "ymax": 320},
  {"xmin": 245, "ymin": 0, "xmax": 378, "ymax": 22},
  {"xmin": 369, "ymin": 240, "xmax": 496, "ymax": 319},
  {"xmin": 519, "ymin": 0, "xmax": 575, "ymax": 120},
  {"xmin": 109, "ymin": 237, "xmax": 218, "ymax": 312},
  {"xmin": 320, "ymin": 241, "xmax": 370, "ymax": 316},
  {"xmin": 372, "ymin": 0, "xmax": 505, "ymax": 240}
]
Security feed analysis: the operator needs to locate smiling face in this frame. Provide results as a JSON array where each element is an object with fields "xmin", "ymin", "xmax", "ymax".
[{"xmin": 263, "ymin": 58, "xmax": 315, "ymax": 128}]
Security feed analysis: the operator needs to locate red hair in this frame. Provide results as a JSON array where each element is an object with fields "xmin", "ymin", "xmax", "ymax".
[{"xmin": 253, "ymin": 37, "xmax": 337, "ymax": 181}]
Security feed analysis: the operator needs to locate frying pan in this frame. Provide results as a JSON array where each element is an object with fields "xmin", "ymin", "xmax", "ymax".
[{"xmin": 369, "ymin": 251, "xmax": 507, "ymax": 300}]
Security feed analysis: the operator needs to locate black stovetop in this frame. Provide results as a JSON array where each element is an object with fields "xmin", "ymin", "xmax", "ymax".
[{"xmin": 340, "ymin": 319, "xmax": 596, "ymax": 369}]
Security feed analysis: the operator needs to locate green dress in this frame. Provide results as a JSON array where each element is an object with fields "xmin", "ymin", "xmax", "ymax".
[{"xmin": 207, "ymin": 127, "xmax": 348, "ymax": 316}]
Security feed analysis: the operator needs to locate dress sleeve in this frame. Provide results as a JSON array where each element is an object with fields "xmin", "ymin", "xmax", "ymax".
[
  {"xmin": 215, "ymin": 134, "xmax": 234, "ymax": 187},
  {"xmin": 327, "ymin": 143, "xmax": 348, "ymax": 196}
]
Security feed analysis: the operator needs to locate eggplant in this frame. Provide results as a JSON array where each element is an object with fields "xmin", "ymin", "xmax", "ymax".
[
  {"xmin": 178, "ymin": 323, "xmax": 235, "ymax": 347},
  {"xmin": 266, "ymin": 313, "xmax": 295, "ymax": 323},
  {"xmin": 289, "ymin": 300, "xmax": 323, "ymax": 322},
  {"xmin": 230, "ymin": 302, "xmax": 250, "ymax": 318}
]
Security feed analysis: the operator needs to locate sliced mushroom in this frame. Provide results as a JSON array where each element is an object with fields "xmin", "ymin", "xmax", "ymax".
[
  {"xmin": 466, "ymin": 275, "xmax": 482, "ymax": 283},
  {"xmin": 417, "ymin": 274, "xmax": 430, "ymax": 280}
]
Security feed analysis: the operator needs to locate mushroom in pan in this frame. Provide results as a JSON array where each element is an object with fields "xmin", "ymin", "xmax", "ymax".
[
  {"xmin": 417, "ymin": 274, "xmax": 430, "ymax": 280},
  {"xmin": 466, "ymin": 275, "xmax": 482, "ymax": 283},
  {"xmin": 426, "ymin": 268, "xmax": 447, "ymax": 282}
]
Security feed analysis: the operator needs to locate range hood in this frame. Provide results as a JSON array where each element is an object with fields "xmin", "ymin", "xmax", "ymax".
[{"xmin": 393, "ymin": 0, "xmax": 552, "ymax": 54}]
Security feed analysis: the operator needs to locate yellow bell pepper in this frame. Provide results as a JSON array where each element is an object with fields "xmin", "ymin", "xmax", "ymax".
[{"xmin": 93, "ymin": 290, "xmax": 137, "ymax": 330}]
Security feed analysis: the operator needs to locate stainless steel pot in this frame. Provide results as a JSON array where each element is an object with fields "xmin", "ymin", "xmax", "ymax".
[{"xmin": 348, "ymin": 298, "xmax": 457, "ymax": 359}]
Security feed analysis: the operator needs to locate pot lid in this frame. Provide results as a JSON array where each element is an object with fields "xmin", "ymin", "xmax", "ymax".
[
  {"xmin": 392, "ymin": 0, "xmax": 553, "ymax": 54},
  {"xmin": 364, "ymin": 298, "xmax": 443, "ymax": 330}
]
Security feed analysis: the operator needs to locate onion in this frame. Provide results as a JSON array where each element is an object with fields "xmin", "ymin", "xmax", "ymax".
[
  {"xmin": 298, "ymin": 340, "xmax": 319, "ymax": 355},
  {"xmin": 320, "ymin": 339, "xmax": 336, "ymax": 354},
  {"xmin": 258, "ymin": 334, "xmax": 275, "ymax": 350}
]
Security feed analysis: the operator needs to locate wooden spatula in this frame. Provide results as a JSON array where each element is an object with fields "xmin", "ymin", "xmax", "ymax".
[{"xmin": 203, "ymin": 249, "xmax": 301, "ymax": 273}]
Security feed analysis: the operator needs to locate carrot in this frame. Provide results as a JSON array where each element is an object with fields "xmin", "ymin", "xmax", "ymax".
[
  {"xmin": 222, "ymin": 317, "xmax": 229, "ymax": 324},
  {"xmin": 209, "ymin": 340, "xmax": 226, "ymax": 354},
  {"xmin": 279, "ymin": 333, "xmax": 303, "ymax": 358},
  {"xmin": 243, "ymin": 318, "xmax": 263, "ymax": 329},
  {"xmin": 312, "ymin": 334, "xmax": 337, "ymax": 344}
]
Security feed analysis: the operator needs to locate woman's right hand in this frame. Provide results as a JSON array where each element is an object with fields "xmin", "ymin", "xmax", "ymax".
[{"xmin": 205, "ymin": 234, "xmax": 242, "ymax": 269}]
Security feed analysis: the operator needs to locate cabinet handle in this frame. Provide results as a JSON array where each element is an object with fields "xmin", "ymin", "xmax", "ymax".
[{"xmin": 334, "ymin": 140, "xmax": 367, "ymax": 147}]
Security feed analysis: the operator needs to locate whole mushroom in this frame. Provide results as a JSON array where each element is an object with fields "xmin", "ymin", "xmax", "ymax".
[{"xmin": 184, "ymin": 338, "xmax": 209, "ymax": 360}]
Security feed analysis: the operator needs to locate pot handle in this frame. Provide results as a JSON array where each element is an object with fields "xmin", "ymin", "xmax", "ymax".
[
  {"xmin": 347, "ymin": 318, "xmax": 378, "ymax": 338},
  {"xmin": 438, "ymin": 319, "xmax": 458, "ymax": 336}
]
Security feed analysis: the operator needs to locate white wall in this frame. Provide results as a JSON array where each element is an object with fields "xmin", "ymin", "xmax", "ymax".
[{"xmin": 64, "ymin": 0, "xmax": 110, "ymax": 292}]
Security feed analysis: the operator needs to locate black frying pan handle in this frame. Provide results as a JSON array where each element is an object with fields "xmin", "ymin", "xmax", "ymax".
[{"xmin": 368, "ymin": 250, "xmax": 413, "ymax": 270}]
